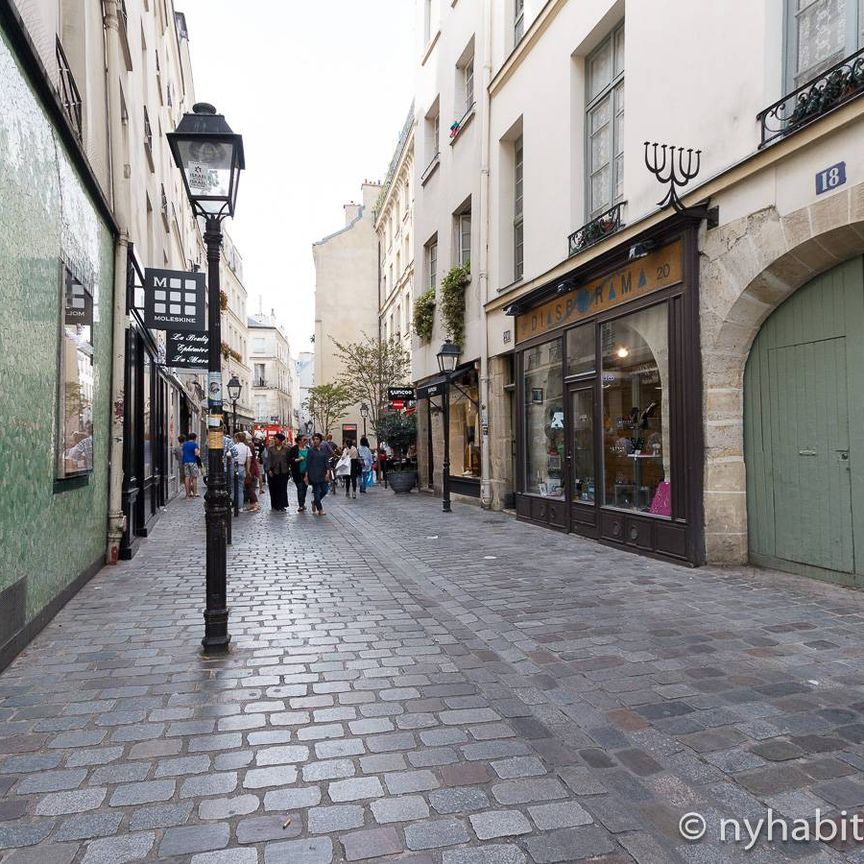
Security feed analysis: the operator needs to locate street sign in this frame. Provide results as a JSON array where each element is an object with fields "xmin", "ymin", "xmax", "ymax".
[
  {"xmin": 388, "ymin": 386, "xmax": 415, "ymax": 401},
  {"xmin": 144, "ymin": 268, "xmax": 206, "ymax": 332},
  {"xmin": 166, "ymin": 331, "xmax": 208, "ymax": 368}
]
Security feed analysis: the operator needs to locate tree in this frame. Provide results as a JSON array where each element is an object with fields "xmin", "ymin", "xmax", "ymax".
[
  {"xmin": 303, "ymin": 383, "xmax": 352, "ymax": 436},
  {"xmin": 375, "ymin": 411, "xmax": 416, "ymax": 461},
  {"xmin": 331, "ymin": 335, "xmax": 411, "ymax": 433}
]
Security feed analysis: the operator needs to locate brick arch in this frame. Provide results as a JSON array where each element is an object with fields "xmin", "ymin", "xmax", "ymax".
[{"xmin": 698, "ymin": 185, "xmax": 864, "ymax": 564}]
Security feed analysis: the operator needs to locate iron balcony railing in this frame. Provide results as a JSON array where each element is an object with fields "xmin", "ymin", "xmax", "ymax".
[
  {"xmin": 55, "ymin": 37, "xmax": 83, "ymax": 141},
  {"xmin": 757, "ymin": 47, "xmax": 864, "ymax": 147},
  {"xmin": 568, "ymin": 201, "xmax": 625, "ymax": 257}
]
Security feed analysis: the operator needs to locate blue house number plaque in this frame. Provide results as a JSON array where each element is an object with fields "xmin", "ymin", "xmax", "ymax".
[{"xmin": 815, "ymin": 161, "xmax": 846, "ymax": 195}]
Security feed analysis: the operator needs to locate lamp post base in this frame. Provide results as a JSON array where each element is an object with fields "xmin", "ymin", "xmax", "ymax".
[{"xmin": 202, "ymin": 608, "xmax": 231, "ymax": 654}]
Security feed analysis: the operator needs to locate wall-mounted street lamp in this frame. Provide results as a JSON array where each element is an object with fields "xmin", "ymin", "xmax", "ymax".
[{"xmin": 168, "ymin": 103, "xmax": 244, "ymax": 655}]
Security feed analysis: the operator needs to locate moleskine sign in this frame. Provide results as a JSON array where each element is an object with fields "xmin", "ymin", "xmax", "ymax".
[
  {"xmin": 515, "ymin": 240, "xmax": 682, "ymax": 343},
  {"xmin": 144, "ymin": 268, "xmax": 206, "ymax": 332},
  {"xmin": 166, "ymin": 331, "xmax": 208, "ymax": 369}
]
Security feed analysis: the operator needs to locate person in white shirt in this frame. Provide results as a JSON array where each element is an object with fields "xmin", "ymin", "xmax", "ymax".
[{"xmin": 233, "ymin": 432, "xmax": 252, "ymax": 507}]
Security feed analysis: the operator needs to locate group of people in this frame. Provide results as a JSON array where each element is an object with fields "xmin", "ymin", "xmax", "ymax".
[
  {"xmin": 267, "ymin": 432, "xmax": 376, "ymax": 515},
  {"xmin": 174, "ymin": 430, "xmax": 377, "ymax": 518}
]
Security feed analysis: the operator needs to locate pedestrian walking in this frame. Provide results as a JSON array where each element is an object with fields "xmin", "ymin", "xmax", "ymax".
[
  {"xmin": 174, "ymin": 434, "xmax": 186, "ymax": 488},
  {"xmin": 233, "ymin": 432, "xmax": 251, "ymax": 508},
  {"xmin": 241, "ymin": 433, "xmax": 261, "ymax": 512},
  {"xmin": 342, "ymin": 439, "xmax": 360, "ymax": 499},
  {"xmin": 324, "ymin": 433, "xmax": 341, "ymax": 495},
  {"xmin": 305, "ymin": 433, "xmax": 331, "ymax": 515},
  {"xmin": 181, "ymin": 433, "xmax": 200, "ymax": 497},
  {"xmin": 358, "ymin": 436, "xmax": 374, "ymax": 493},
  {"xmin": 288, "ymin": 433, "xmax": 309, "ymax": 512},
  {"xmin": 267, "ymin": 433, "xmax": 291, "ymax": 512},
  {"xmin": 254, "ymin": 432, "xmax": 268, "ymax": 493}
]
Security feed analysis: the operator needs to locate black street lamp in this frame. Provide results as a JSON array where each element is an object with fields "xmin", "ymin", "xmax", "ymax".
[
  {"xmin": 436, "ymin": 341, "xmax": 461, "ymax": 514},
  {"xmin": 360, "ymin": 402, "xmax": 369, "ymax": 440},
  {"xmin": 168, "ymin": 103, "xmax": 244, "ymax": 655},
  {"xmin": 227, "ymin": 376, "xmax": 241, "ymax": 434}
]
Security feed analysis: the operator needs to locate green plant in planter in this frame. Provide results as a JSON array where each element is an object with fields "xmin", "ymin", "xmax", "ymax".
[
  {"xmin": 413, "ymin": 287, "xmax": 436, "ymax": 342},
  {"xmin": 375, "ymin": 411, "xmax": 416, "ymax": 468},
  {"xmin": 441, "ymin": 262, "xmax": 470, "ymax": 345}
]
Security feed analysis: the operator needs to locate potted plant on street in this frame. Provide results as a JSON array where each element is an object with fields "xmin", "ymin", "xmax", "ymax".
[{"xmin": 376, "ymin": 410, "xmax": 417, "ymax": 493}]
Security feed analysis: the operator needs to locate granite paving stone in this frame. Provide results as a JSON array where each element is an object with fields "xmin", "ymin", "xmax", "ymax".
[{"xmin": 2, "ymin": 491, "xmax": 864, "ymax": 864}]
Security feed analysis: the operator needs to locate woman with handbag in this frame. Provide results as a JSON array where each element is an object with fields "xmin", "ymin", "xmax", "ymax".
[
  {"xmin": 358, "ymin": 436, "xmax": 374, "ymax": 493},
  {"xmin": 267, "ymin": 433, "xmax": 291, "ymax": 512},
  {"xmin": 341, "ymin": 439, "xmax": 360, "ymax": 499}
]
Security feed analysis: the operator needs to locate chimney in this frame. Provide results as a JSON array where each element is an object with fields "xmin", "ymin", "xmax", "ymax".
[{"xmin": 344, "ymin": 201, "xmax": 362, "ymax": 225}]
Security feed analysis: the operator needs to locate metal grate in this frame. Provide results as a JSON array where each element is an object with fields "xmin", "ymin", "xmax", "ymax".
[
  {"xmin": 55, "ymin": 37, "xmax": 83, "ymax": 142},
  {"xmin": 568, "ymin": 201, "xmax": 625, "ymax": 257}
]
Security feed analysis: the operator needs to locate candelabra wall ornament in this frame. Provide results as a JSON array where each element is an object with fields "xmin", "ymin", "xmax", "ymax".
[{"xmin": 643, "ymin": 142, "xmax": 718, "ymax": 227}]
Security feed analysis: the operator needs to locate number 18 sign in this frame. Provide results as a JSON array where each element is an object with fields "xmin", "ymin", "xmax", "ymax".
[{"xmin": 815, "ymin": 161, "xmax": 846, "ymax": 195}]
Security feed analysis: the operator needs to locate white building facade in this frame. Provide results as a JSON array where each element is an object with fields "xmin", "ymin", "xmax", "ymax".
[
  {"xmin": 375, "ymin": 106, "xmax": 415, "ymax": 362},
  {"xmin": 248, "ymin": 311, "xmax": 296, "ymax": 435},
  {"xmin": 411, "ymin": 0, "xmax": 864, "ymax": 584}
]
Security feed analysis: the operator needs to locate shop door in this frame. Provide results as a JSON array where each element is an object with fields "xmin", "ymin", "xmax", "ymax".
[
  {"xmin": 567, "ymin": 385, "xmax": 597, "ymax": 533},
  {"xmin": 770, "ymin": 338, "xmax": 853, "ymax": 571},
  {"xmin": 745, "ymin": 257, "xmax": 864, "ymax": 584}
]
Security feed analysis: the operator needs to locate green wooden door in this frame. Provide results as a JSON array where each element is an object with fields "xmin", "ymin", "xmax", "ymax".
[{"xmin": 744, "ymin": 257, "xmax": 864, "ymax": 585}]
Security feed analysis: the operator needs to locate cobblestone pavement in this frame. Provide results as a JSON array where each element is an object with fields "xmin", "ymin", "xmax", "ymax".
[{"xmin": 2, "ymin": 485, "xmax": 864, "ymax": 863}]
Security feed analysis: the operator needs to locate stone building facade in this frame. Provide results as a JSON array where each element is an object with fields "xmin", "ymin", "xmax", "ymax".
[
  {"xmin": 409, "ymin": 0, "xmax": 864, "ymax": 583},
  {"xmin": 248, "ymin": 311, "xmax": 296, "ymax": 433}
]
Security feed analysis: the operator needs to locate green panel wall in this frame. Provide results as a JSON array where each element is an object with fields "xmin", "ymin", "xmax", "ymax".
[
  {"xmin": 744, "ymin": 257, "xmax": 864, "ymax": 587},
  {"xmin": 0, "ymin": 28, "xmax": 114, "ymax": 624}
]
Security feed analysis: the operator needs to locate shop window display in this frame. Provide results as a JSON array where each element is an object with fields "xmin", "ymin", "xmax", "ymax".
[
  {"xmin": 449, "ymin": 369, "xmax": 481, "ymax": 478},
  {"xmin": 524, "ymin": 338, "xmax": 564, "ymax": 496},
  {"xmin": 601, "ymin": 304, "xmax": 670, "ymax": 514}
]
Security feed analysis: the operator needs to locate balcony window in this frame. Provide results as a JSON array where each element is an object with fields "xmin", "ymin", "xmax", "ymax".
[{"xmin": 787, "ymin": 0, "xmax": 863, "ymax": 89}]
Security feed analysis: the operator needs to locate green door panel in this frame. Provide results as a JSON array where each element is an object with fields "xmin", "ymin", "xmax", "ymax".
[{"xmin": 744, "ymin": 256, "xmax": 864, "ymax": 584}]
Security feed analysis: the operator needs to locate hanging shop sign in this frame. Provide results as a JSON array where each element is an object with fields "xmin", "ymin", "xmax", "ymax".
[
  {"xmin": 144, "ymin": 268, "xmax": 206, "ymax": 332},
  {"xmin": 388, "ymin": 386, "xmax": 415, "ymax": 401},
  {"xmin": 515, "ymin": 240, "xmax": 682, "ymax": 343},
  {"xmin": 166, "ymin": 331, "xmax": 209, "ymax": 369},
  {"xmin": 64, "ymin": 271, "xmax": 93, "ymax": 327}
]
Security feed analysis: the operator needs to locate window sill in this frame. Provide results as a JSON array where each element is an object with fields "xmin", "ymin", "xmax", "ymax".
[
  {"xmin": 420, "ymin": 153, "xmax": 440, "ymax": 186},
  {"xmin": 498, "ymin": 276, "xmax": 523, "ymax": 295},
  {"xmin": 54, "ymin": 474, "xmax": 91, "ymax": 494},
  {"xmin": 449, "ymin": 104, "xmax": 476, "ymax": 145},
  {"xmin": 421, "ymin": 30, "xmax": 441, "ymax": 66}
]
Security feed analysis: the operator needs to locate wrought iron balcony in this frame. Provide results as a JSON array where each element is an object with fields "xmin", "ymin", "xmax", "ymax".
[
  {"xmin": 757, "ymin": 48, "xmax": 864, "ymax": 148},
  {"xmin": 55, "ymin": 37, "xmax": 82, "ymax": 142},
  {"xmin": 568, "ymin": 202, "xmax": 625, "ymax": 257}
]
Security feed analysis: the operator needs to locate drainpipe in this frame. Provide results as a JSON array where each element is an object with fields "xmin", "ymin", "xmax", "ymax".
[
  {"xmin": 103, "ymin": 0, "xmax": 130, "ymax": 564},
  {"xmin": 478, "ymin": 0, "xmax": 493, "ymax": 508}
]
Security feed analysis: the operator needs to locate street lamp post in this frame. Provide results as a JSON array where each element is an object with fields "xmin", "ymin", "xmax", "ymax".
[
  {"xmin": 227, "ymin": 375, "xmax": 242, "ymax": 518},
  {"xmin": 436, "ymin": 341, "xmax": 461, "ymax": 514},
  {"xmin": 360, "ymin": 402, "xmax": 369, "ymax": 440},
  {"xmin": 168, "ymin": 103, "xmax": 244, "ymax": 655}
]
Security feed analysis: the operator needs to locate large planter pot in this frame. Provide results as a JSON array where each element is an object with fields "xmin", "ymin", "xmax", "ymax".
[{"xmin": 388, "ymin": 470, "xmax": 417, "ymax": 494}]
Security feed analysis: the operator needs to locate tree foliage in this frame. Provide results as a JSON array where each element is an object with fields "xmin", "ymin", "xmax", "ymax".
[
  {"xmin": 303, "ymin": 383, "xmax": 352, "ymax": 436},
  {"xmin": 375, "ymin": 410, "xmax": 416, "ymax": 460},
  {"xmin": 331, "ymin": 335, "xmax": 411, "ymax": 434},
  {"xmin": 413, "ymin": 287, "xmax": 436, "ymax": 342}
]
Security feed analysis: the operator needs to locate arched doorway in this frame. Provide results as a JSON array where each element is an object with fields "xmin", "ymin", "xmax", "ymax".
[{"xmin": 744, "ymin": 256, "xmax": 864, "ymax": 586}]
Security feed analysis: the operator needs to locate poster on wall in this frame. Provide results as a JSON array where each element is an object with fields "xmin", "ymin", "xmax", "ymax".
[
  {"xmin": 166, "ymin": 331, "xmax": 208, "ymax": 369},
  {"xmin": 144, "ymin": 268, "xmax": 205, "ymax": 332}
]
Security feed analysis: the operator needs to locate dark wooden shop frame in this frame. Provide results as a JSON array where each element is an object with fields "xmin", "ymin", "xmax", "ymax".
[{"xmin": 513, "ymin": 218, "xmax": 704, "ymax": 565}]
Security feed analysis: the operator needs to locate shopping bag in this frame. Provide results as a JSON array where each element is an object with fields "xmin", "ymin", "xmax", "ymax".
[{"xmin": 335, "ymin": 453, "xmax": 352, "ymax": 477}]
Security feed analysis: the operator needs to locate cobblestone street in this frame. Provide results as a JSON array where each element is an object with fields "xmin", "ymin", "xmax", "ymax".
[{"xmin": 2, "ymin": 487, "xmax": 864, "ymax": 863}]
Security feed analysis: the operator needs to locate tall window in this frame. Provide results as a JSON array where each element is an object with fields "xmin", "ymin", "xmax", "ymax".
[
  {"xmin": 586, "ymin": 24, "xmax": 624, "ymax": 219},
  {"xmin": 426, "ymin": 237, "xmax": 438, "ymax": 290},
  {"xmin": 456, "ymin": 208, "xmax": 472, "ymax": 266},
  {"xmin": 787, "ymin": 0, "xmax": 864, "ymax": 88},
  {"xmin": 58, "ymin": 265, "xmax": 94, "ymax": 479},
  {"xmin": 424, "ymin": 0, "xmax": 432, "ymax": 44},
  {"xmin": 464, "ymin": 57, "xmax": 475, "ymax": 111},
  {"xmin": 514, "ymin": 136, "xmax": 524, "ymax": 281},
  {"xmin": 254, "ymin": 363, "xmax": 265, "ymax": 386},
  {"xmin": 514, "ymin": 0, "xmax": 525, "ymax": 43}
]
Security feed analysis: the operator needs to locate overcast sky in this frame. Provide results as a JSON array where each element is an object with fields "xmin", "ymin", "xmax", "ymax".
[{"xmin": 179, "ymin": 0, "xmax": 416, "ymax": 357}]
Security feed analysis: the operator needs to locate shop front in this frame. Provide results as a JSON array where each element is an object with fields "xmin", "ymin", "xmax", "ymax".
[
  {"xmin": 416, "ymin": 364, "xmax": 482, "ymax": 499},
  {"xmin": 512, "ymin": 222, "xmax": 704, "ymax": 564}
]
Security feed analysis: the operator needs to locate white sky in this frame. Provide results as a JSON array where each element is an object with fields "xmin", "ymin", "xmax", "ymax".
[{"xmin": 179, "ymin": 0, "xmax": 416, "ymax": 357}]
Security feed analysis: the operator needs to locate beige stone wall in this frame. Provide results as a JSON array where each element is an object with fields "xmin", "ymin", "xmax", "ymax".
[
  {"xmin": 487, "ymin": 355, "xmax": 515, "ymax": 510},
  {"xmin": 700, "ymin": 181, "xmax": 864, "ymax": 564}
]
